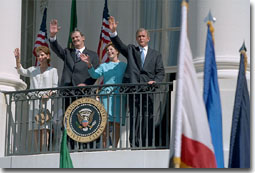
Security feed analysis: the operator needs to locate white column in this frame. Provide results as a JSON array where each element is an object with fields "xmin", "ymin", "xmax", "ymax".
[
  {"xmin": 0, "ymin": 0, "xmax": 27, "ymax": 157},
  {"xmin": 188, "ymin": 0, "xmax": 250, "ymax": 167}
]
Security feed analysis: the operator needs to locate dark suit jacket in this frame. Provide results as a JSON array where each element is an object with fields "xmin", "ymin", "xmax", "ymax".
[
  {"xmin": 50, "ymin": 39, "xmax": 99, "ymax": 86},
  {"xmin": 110, "ymin": 35, "xmax": 165, "ymax": 83}
]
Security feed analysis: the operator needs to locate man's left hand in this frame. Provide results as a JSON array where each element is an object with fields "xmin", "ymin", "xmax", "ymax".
[
  {"xmin": 147, "ymin": 81, "xmax": 156, "ymax": 84},
  {"xmin": 77, "ymin": 83, "xmax": 86, "ymax": 87}
]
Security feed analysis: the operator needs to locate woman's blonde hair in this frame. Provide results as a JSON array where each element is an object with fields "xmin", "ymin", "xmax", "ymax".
[{"xmin": 35, "ymin": 46, "xmax": 51, "ymax": 63}]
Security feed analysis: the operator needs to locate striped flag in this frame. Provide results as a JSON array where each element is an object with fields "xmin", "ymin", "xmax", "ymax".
[
  {"xmin": 33, "ymin": 7, "xmax": 49, "ymax": 66},
  {"xmin": 96, "ymin": 0, "xmax": 111, "ymax": 84},
  {"xmin": 97, "ymin": 0, "xmax": 111, "ymax": 65},
  {"xmin": 169, "ymin": 0, "xmax": 217, "ymax": 168}
]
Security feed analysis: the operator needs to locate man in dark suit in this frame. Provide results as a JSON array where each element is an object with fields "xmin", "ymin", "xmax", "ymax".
[
  {"xmin": 108, "ymin": 16, "xmax": 165, "ymax": 147},
  {"xmin": 49, "ymin": 19, "xmax": 99, "ymax": 87},
  {"xmin": 49, "ymin": 19, "xmax": 99, "ymax": 149}
]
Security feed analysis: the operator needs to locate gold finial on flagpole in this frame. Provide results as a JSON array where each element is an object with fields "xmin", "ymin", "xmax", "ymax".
[
  {"xmin": 204, "ymin": 10, "xmax": 216, "ymax": 45},
  {"xmin": 239, "ymin": 41, "xmax": 248, "ymax": 73},
  {"xmin": 182, "ymin": 0, "xmax": 189, "ymax": 7}
]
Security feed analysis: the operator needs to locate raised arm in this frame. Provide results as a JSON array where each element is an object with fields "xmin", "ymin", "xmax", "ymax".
[
  {"xmin": 49, "ymin": 19, "xmax": 66, "ymax": 61},
  {"xmin": 109, "ymin": 16, "xmax": 118, "ymax": 33},
  {"xmin": 108, "ymin": 16, "xmax": 129, "ymax": 58},
  {"xmin": 49, "ymin": 19, "xmax": 61, "ymax": 38},
  {"xmin": 80, "ymin": 53, "xmax": 92, "ymax": 68},
  {"xmin": 14, "ymin": 48, "xmax": 21, "ymax": 69},
  {"xmin": 80, "ymin": 53, "xmax": 103, "ymax": 79},
  {"xmin": 14, "ymin": 48, "xmax": 32, "ymax": 77}
]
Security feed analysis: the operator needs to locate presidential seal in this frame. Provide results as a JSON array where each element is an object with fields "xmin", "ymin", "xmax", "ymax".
[{"xmin": 64, "ymin": 97, "xmax": 107, "ymax": 143}]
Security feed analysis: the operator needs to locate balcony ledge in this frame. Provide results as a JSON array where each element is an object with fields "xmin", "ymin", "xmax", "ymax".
[{"xmin": 0, "ymin": 149, "xmax": 170, "ymax": 168}]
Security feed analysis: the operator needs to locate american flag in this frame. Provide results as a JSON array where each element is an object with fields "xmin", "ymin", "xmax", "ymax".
[
  {"xmin": 97, "ymin": 0, "xmax": 111, "ymax": 65},
  {"xmin": 33, "ymin": 7, "xmax": 49, "ymax": 66}
]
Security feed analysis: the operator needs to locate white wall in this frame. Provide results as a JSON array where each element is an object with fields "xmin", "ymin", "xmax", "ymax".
[{"xmin": 0, "ymin": 0, "xmax": 26, "ymax": 157}]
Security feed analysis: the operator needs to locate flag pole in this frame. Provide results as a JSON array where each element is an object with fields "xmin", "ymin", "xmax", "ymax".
[{"xmin": 67, "ymin": 0, "xmax": 77, "ymax": 49}]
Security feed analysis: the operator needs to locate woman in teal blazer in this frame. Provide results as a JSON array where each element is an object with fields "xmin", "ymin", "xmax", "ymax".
[{"xmin": 81, "ymin": 43, "xmax": 127, "ymax": 148}]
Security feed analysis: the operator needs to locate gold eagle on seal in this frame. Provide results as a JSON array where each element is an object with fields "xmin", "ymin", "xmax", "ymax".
[{"xmin": 77, "ymin": 108, "xmax": 95, "ymax": 130}]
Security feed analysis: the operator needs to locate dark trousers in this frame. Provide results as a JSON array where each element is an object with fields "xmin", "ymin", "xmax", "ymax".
[{"xmin": 129, "ymin": 93, "xmax": 154, "ymax": 147}]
